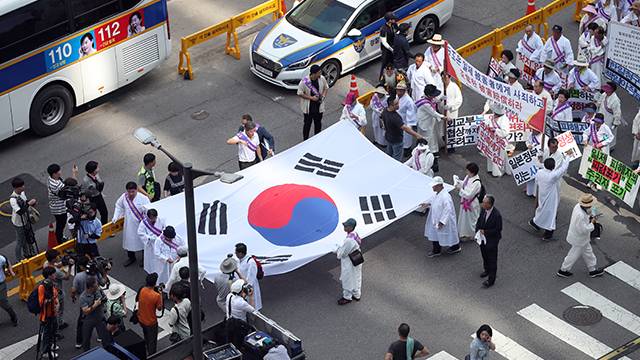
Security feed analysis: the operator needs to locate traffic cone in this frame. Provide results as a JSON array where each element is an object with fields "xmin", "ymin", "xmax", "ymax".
[
  {"xmin": 526, "ymin": 0, "xmax": 536, "ymax": 15},
  {"xmin": 281, "ymin": 0, "xmax": 287, "ymax": 14},
  {"xmin": 349, "ymin": 75, "xmax": 359, "ymax": 98},
  {"xmin": 47, "ymin": 223, "xmax": 56, "ymax": 249}
]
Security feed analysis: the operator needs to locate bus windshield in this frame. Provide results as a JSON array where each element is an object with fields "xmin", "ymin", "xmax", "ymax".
[{"xmin": 286, "ymin": 0, "xmax": 354, "ymax": 38}]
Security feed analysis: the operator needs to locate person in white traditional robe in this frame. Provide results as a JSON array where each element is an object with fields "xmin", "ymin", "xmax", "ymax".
[
  {"xmin": 529, "ymin": 153, "xmax": 569, "ymax": 240},
  {"xmin": 425, "ymin": 34, "xmax": 446, "ymax": 92},
  {"xmin": 483, "ymin": 104, "xmax": 511, "ymax": 177},
  {"xmin": 596, "ymin": 82, "xmax": 622, "ymax": 150},
  {"xmin": 588, "ymin": 27, "xmax": 607, "ymax": 84},
  {"xmin": 621, "ymin": 1, "xmax": 640, "ymax": 26},
  {"xmin": 404, "ymin": 139, "xmax": 435, "ymax": 177},
  {"xmin": 424, "ymin": 176, "xmax": 461, "ymax": 257},
  {"xmin": 369, "ymin": 87, "xmax": 388, "ymax": 146},
  {"xmin": 540, "ymin": 25, "xmax": 574, "ymax": 74},
  {"xmin": 166, "ymin": 247, "xmax": 207, "ymax": 292},
  {"xmin": 137, "ymin": 208, "xmax": 164, "ymax": 274},
  {"xmin": 498, "ymin": 50, "xmax": 516, "ymax": 82},
  {"xmin": 579, "ymin": 5, "xmax": 606, "ymax": 37},
  {"xmin": 578, "ymin": 22, "xmax": 598, "ymax": 59},
  {"xmin": 407, "ymin": 53, "xmax": 434, "ymax": 101},
  {"xmin": 112, "ymin": 181, "xmax": 150, "ymax": 267},
  {"xmin": 542, "ymin": 137, "xmax": 565, "ymax": 171},
  {"xmin": 557, "ymin": 194, "xmax": 604, "ymax": 278},
  {"xmin": 524, "ymin": 128, "xmax": 543, "ymax": 197},
  {"xmin": 582, "ymin": 113, "xmax": 615, "ymax": 155},
  {"xmin": 235, "ymin": 243, "xmax": 262, "ymax": 311},
  {"xmin": 533, "ymin": 80, "xmax": 554, "ymax": 114},
  {"xmin": 340, "ymin": 92, "xmax": 367, "ymax": 131},
  {"xmin": 551, "ymin": 89, "xmax": 574, "ymax": 122},
  {"xmin": 581, "ymin": 104, "xmax": 597, "ymax": 124},
  {"xmin": 416, "ymin": 84, "xmax": 445, "ymax": 169},
  {"xmin": 335, "ymin": 218, "xmax": 362, "ymax": 305},
  {"xmin": 596, "ymin": 0, "xmax": 619, "ymax": 22},
  {"xmin": 506, "ymin": 68, "xmax": 524, "ymax": 90},
  {"xmin": 442, "ymin": 72, "xmax": 463, "ymax": 120},
  {"xmin": 533, "ymin": 61, "xmax": 563, "ymax": 96},
  {"xmin": 396, "ymin": 82, "xmax": 417, "ymax": 154},
  {"xmin": 568, "ymin": 59, "xmax": 600, "ymax": 92},
  {"xmin": 455, "ymin": 163, "xmax": 482, "ymax": 239},
  {"xmin": 632, "ymin": 108, "xmax": 640, "ymax": 164},
  {"xmin": 517, "ymin": 25, "xmax": 544, "ymax": 60},
  {"xmin": 153, "ymin": 226, "xmax": 185, "ymax": 289}
]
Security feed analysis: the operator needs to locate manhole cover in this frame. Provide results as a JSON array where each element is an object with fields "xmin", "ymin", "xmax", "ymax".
[
  {"xmin": 191, "ymin": 110, "xmax": 209, "ymax": 120},
  {"xmin": 563, "ymin": 305, "xmax": 602, "ymax": 326}
]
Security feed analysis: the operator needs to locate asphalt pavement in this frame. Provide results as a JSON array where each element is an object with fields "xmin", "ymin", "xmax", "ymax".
[{"xmin": 1, "ymin": 0, "xmax": 639, "ymax": 359}]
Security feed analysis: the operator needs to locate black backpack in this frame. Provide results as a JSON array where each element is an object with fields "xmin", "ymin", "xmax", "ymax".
[
  {"xmin": 474, "ymin": 179, "xmax": 486, "ymax": 203},
  {"xmin": 27, "ymin": 283, "xmax": 42, "ymax": 314}
]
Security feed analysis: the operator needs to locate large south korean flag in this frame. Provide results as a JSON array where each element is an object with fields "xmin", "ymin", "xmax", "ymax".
[{"xmin": 150, "ymin": 120, "xmax": 440, "ymax": 279}]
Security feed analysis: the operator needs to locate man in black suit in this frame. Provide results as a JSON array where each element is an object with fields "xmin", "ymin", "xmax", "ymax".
[{"xmin": 475, "ymin": 195, "xmax": 502, "ymax": 288}]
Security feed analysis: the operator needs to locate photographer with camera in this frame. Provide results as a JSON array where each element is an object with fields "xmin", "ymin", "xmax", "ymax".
[
  {"xmin": 76, "ymin": 203, "xmax": 102, "ymax": 258},
  {"xmin": 79, "ymin": 276, "xmax": 109, "ymax": 351},
  {"xmin": 47, "ymin": 163, "xmax": 78, "ymax": 245},
  {"xmin": 43, "ymin": 250, "xmax": 71, "ymax": 330},
  {"xmin": 83, "ymin": 161, "xmax": 108, "ymax": 224},
  {"xmin": 226, "ymin": 279, "xmax": 256, "ymax": 349},
  {"xmin": 9, "ymin": 177, "xmax": 38, "ymax": 260},
  {"xmin": 71, "ymin": 257, "xmax": 105, "ymax": 348},
  {"xmin": 137, "ymin": 273, "xmax": 164, "ymax": 355},
  {"xmin": 37, "ymin": 267, "xmax": 60, "ymax": 359},
  {"xmin": 167, "ymin": 283, "xmax": 191, "ymax": 344}
]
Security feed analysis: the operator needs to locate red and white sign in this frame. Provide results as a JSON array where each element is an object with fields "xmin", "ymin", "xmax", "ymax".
[
  {"xmin": 477, "ymin": 121, "xmax": 508, "ymax": 168},
  {"xmin": 556, "ymin": 130, "xmax": 582, "ymax": 162}
]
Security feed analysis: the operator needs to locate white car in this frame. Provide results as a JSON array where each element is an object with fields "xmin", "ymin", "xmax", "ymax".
[{"xmin": 250, "ymin": 0, "xmax": 454, "ymax": 89}]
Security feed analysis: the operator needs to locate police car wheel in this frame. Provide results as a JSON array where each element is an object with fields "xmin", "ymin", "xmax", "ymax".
[
  {"xmin": 415, "ymin": 15, "xmax": 439, "ymax": 44},
  {"xmin": 321, "ymin": 60, "xmax": 341, "ymax": 87}
]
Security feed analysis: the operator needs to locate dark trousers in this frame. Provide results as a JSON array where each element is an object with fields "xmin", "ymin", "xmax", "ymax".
[
  {"xmin": 303, "ymin": 112, "xmax": 323, "ymax": 140},
  {"xmin": 76, "ymin": 312, "xmax": 84, "ymax": 345},
  {"xmin": 90, "ymin": 195, "xmax": 109, "ymax": 225},
  {"xmin": 379, "ymin": 49, "xmax": 393, "ymax": 80},
  {"xmin": 0, "ymin": 282, "xmax": 17, "ymax": 323},
  {"xmin": 77, "ymin": 243, "xmax": 100, "ymax": 258},
  {"xmin": 238, "ymin": 159, "xmax": 257, "ymax": 170},
  {"xmin": 480, "ymin": 244, "xmax": 498, "ymax": 284},
  {"xmin": 141, "ymin": 323, "xmax": 159, "ymax": 355},
  {"xmin": 40, "ymin": 317, "xmax": 57, "ymax": 355},
  {"xmin": 82, "ymin": 316, "xmax": 108, "ymax": 351},
  {"xmin": 432, "ymin": 242, "xmax": 460, "ymax": 254},
  {"xmin": 128, "ymin": 251, "xmax": 137, "ymax": 261},
  {"xmin": 54, "ymin": 213, "xmax": 67, "ymax": 245}
]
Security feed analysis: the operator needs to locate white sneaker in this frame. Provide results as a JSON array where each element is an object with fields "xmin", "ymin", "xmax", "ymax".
[
  {"xmin": 74, "ymin": 343, "xmax": 82, "ymax": 349},
  {"xmin": 42, "ymin": 352, "xmax": 59, "ymax": 359},
  {"xmin": 50, "ymin": 345, "xmax": 60, "ymax": 351}
]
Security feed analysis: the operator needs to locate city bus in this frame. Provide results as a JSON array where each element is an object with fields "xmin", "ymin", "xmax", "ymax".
[{"xmin": 0, "ymin": 0, "xmax": 171, "ymax": 140}]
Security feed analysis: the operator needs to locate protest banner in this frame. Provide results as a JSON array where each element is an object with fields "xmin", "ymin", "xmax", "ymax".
[
  {"xmin": 550, "ymin": 120, "xmax": 590, "ymax": 144},
  {"xmin": 567, "ymin": 88, "xmax": 596, "ymax": 120},
  {"xmin": 515, "ymin": 52, "xmax": 542, "ymax": 84},
  {"xmin": 579, "ymin": 146, "xmax": 640, "ymax": 207},
  {"xmin": 508, "ymin": 147, "xmax": 539, "ymax": 186},
  {"xmin": 556, "ymin": 130, "xmax": 582, "ymax": 162},
  {"xmin": 447, "ymin": 114, "xmax": 525, "ymax": 149},
  {"xmin": 488, "ymin": 57, "xmax": 501, "ymax": 79},
  {"xmin": 605, "ymin": 22, "xmax": 640, "ymax": 101},
  {"xmin": 445, "ymin": 44, "xmax": 546, "ymax": 133},
  {"xmin": 477, "ymin": 121, "xmax": 508, "ymax": 167}
]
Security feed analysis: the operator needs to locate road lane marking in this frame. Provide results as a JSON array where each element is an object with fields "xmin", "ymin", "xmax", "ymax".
[
  {"xmin": 0, "ymin": 335, "xmax": 38, "ymax": 360},
  {"xmin": 468, "ymin": 328, "xmax": 543, "ymax": 360},
  {"xmin": 427, "ymin": 351, "xmax": 459, "ymax": 360},
  {"xmin": 605, "ymin": 262, "xmax": 640, "ymax": 292},
  {"xmin": 562, "ymin": 282, "xmax": 640, "ymax": 336},
  {"xmin": 517, "ymin": 304, "xmax": 631, "ymax": 359}
]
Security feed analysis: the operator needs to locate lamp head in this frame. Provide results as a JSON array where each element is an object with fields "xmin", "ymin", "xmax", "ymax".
[{"xmin": 133, "ymin": 127, "xmax": 160, "ymax": 148}]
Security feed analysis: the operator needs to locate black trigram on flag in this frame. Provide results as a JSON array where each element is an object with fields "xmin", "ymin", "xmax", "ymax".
[
  {"xmin": 360, "ymin": 195, "xmax": 396, "ymax": 224},
  {"xmin": 294, "ymin": 153, "xmax": 343, "ymax": 178},
  {"xmin": 198, "ymin": 201, "xmax": 227, "ymax": 235}
]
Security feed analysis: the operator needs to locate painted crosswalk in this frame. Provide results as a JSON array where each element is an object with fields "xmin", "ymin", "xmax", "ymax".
[
  {"xmin": 605, "ymin": 261, "xmax": 640, "ymax": 292},
  {"xmin": 469, "ymin": 328, "xmax": 543, "ymax": 360},
  {"xmin": 427, "ymin": 351, "xmax": 459, "ymax": 360}
]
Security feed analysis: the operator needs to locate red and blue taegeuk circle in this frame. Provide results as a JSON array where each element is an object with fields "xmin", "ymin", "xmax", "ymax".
[{"xmin": 248, "ymin": 184, "xmax": 339, "ymax": 247}]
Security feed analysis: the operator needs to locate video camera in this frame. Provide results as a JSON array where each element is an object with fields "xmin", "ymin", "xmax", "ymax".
[{"xmin": 59, "ymin": 183, "xmax": 99, "ymax": 221}]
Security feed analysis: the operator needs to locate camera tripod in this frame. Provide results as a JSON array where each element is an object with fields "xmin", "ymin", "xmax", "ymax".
[
  {"xmin": 19, "ymin": 212, "xmax": 38, "ymax": 259},
  {"xmin": 35, "ymin": 317, "xmax": 58, "ymax": 360}
]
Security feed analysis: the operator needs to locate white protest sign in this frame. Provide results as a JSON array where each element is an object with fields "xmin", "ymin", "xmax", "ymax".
[
  {"xmin": 556, "ymin": 130, "xmax": 582, "ymax": 162},
  {"xmin": 508, "ymin": 147, "xmax": 540, "ymax": 186}
]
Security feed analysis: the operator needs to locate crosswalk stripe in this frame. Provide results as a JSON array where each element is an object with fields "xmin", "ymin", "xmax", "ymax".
[
  {"xmin": 517, "ymin": 304, "xmax": 631, "ymax": 359},
  {"xmin": 107, "ymin": 276, "xmax": 172, "ymax": 340},
  {"xmin": 427, "ymin": 351, "xmax": 459, "ymax": 360},
  {"xmin": 469, "ymin": 328, "xmax": 543, "ymax": 360},
  {"xmin": 562, "ymin": 282, "xmax": 640, "ymax": 336},
  {"xmin": 0, "ymin": 335, "xmax": 38, "ymax": 360},
  {"xmin": 605, "ymin": 262, "xmax": 640, "ymax": 292}
]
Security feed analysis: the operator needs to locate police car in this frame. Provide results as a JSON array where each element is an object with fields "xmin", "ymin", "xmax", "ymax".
[{"xmin": 250, "ymin": 0, "xmax": 454, "ymax": 89}]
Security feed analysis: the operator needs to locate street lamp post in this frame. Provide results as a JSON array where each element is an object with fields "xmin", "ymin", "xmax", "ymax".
[{"xmin": 133, "ymin": 128, "xmax": 242, "ymax": 360}]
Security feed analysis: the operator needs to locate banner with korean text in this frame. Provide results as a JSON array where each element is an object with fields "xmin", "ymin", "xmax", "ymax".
[
  {"xmin": 579, "ymin": 146, "xmax": 640, "ymax": 207},
  {"xmin": 605, "ymin": 22, "xmax": 640, "ymax": 101},
  {"xmin": 547, "ymin": 120, "xmax": 589, "ymax": 144},
  {"xmin": 508, "ymin": 148, "xmax": 539, "ymax": 186},
  {"xmin": 447, "ymin": 114, "xmax": 525, "ymax": 149},
  {"xmin": 556, "ymin": 131, "xmax": 582, "ymax": 161},
  {"xmin": 567, "ymin": 89, "xmax": 596, "ymax": 120},
  {"xmin": 477, "ymin": 121, "xmax": 507, "ymax": 167},
  {"xmin": 515, "ymin": 52, "xmax": 542, "ymax": 84},
  {"xmin": 445, "ymin": 44, "xmax": 546, "ymax": 133}
]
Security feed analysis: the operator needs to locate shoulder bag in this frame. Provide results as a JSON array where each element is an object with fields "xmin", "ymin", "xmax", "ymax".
[
  {"xmin": 348, "ymin": 248, "xmax": 364, "ymax": 267},
  {"xmin": 169, "ymin": 306, "xmax": 182, "ymax": 343}
]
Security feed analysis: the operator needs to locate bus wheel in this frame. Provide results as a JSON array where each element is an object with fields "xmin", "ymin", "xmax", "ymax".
[{"xmin": 29, "ymin": 84, "xmax": 73, "ymax": 136}]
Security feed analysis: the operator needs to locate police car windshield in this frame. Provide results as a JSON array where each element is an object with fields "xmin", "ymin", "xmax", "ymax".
[{"xmin": 287, "ymin": 0, "xmax": 354, "ymax": 38}]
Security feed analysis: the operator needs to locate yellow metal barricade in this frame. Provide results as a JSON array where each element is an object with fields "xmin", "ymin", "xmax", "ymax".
[{"xmin": 178, "ymin": 0, "xmax": 284, "ymax": 80}]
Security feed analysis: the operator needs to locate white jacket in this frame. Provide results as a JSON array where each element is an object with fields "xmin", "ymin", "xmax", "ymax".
[{"xmin": 566, "ymin": 204, "xmax": 594, "ymax": 246}]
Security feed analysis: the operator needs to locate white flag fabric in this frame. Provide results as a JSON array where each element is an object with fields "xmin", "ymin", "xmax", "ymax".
[{"xmin": 149, "ymin": 120, "xmax": 445, "ymax": 279}]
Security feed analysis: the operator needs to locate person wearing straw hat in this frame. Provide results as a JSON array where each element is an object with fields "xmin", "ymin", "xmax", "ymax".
[
  {"xmin": 369, "ymin": 86, "xmax": 388, "ymax": 147},
  {"xmin": 153, "ymin": 226, "xmax": 185, "ymax": 289},
  {"xmin": 568, "ymin": 57, "xmax": 600, "ymax": 92},
  {"xmin": 407, "ymin": 53, "xmax": 433, "ymax": 102},
  {"xmin": 539, "ymin": 25, "xmax": 574, "ymax": 74},
  {"xmin": 335, "ymin": 218, "xmax": 362, "ymax": 305},
  {"xmin": 104, "ymin": 283, "xmax": 127, "ymax": 331},
  {"xmin": 533, "ymin": 60, "xmax": 563, "ymax": 96},
  {"xmin": 340, "ymin": 88, "xmax": 367, "ymax": 131},
  {"xmin": 516, "ymin": 25, "xmax": 544, "ymax": 60},
  {"xmin": 416, "ymin": 84, "xmax": 445, "ymax": 168},
  {"xmin": 425, "ymin": 34, "xmax": 446, "ymax": 92},
  {"xmin": 582, "ymin": 113, "xmax": 614, "ymax": 154},
  {"xmin": 621, "ymin": 1, "xmax": 640, "ymax": 26},
  {"xmin": 596, "ymin": 81, "xmax": 622, "ymax": 150},
  {"xmin": 396, "ymin": 81, "xmax": 418, "ymax": 157},
  {"xmin": 423, "ymin": 176, "xmax": 461, "ymax": 257},
  {"xmin": 557, "ymin": 194, "xmax": 604, "ymax": 278},
  {"xmin": 213, "ymin": 254, "xmax": 242, "ymax": 312},
  {"xmin": 588, "ymin": 26, "xmax": 607, "ymax": 84},
  {"xmin": 578, "ymin": 4, "xmax": 606, "ymax": 36}
]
